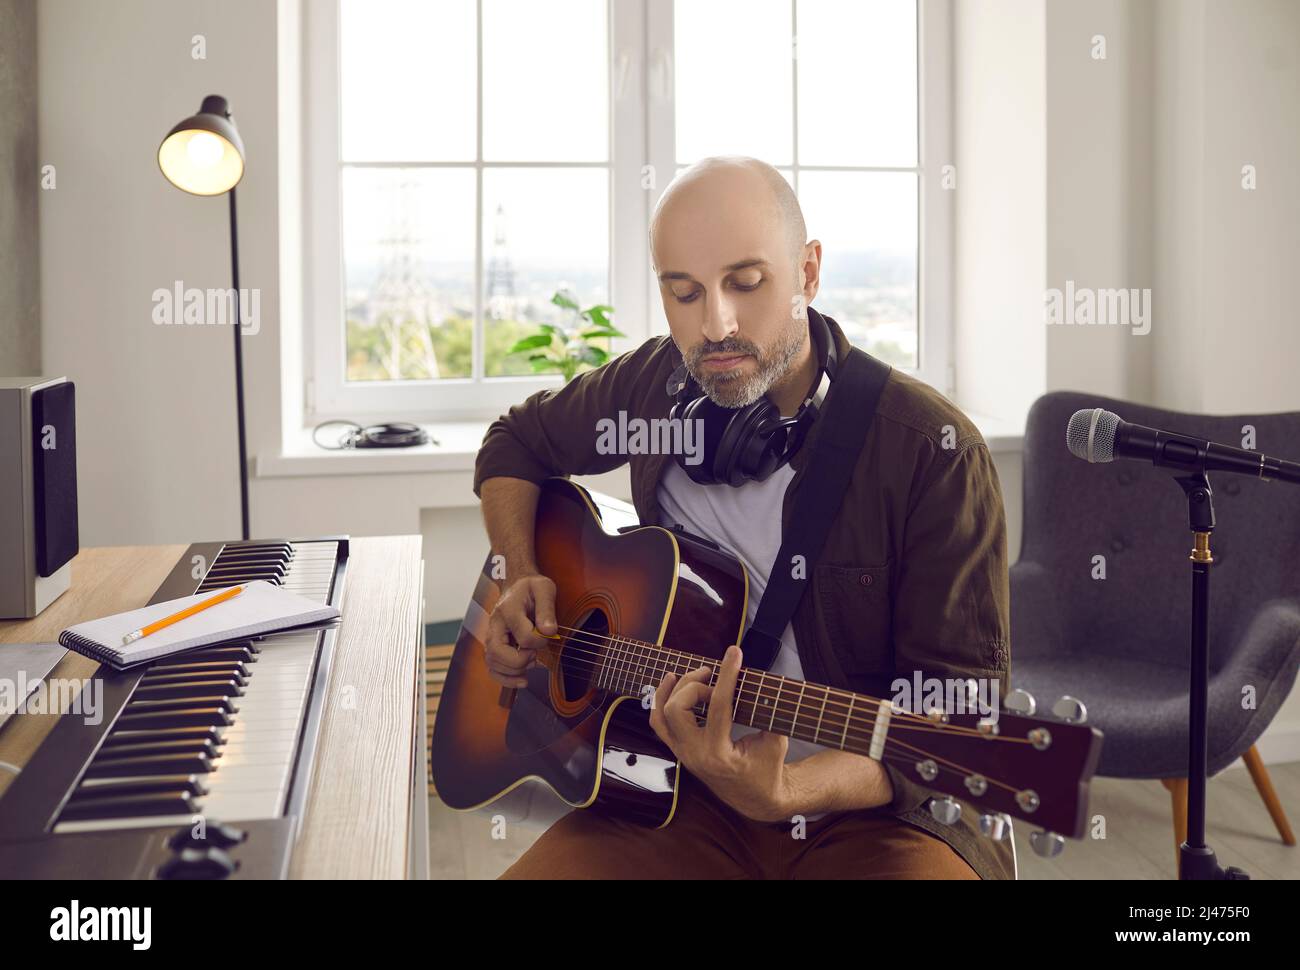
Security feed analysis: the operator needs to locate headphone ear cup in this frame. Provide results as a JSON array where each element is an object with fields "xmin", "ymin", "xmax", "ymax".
[
  {"xmin": 679, "ymin": 396, "xmax": 727, "ymax": 485},
  {"xmin": 710, "ymin": 399, "xmax": 768, "ymax": 486},
  {"xmin": 732, "ymin": 404, "xmax": 788, "ymax": 485}
]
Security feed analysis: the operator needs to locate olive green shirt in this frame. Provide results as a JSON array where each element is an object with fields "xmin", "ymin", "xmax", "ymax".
[{"xmin": 473, "ymin": 313, "xmax": 1015, "ymax": 880}]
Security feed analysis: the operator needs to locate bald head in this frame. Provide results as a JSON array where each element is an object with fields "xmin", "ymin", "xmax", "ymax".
[
  {"xmin": 650, "ymin": 156, "xmax": 807, "ymax": 275},
  {"xmin": 649, "ymin": 156, "xmax": 821, "ymax": 413}
]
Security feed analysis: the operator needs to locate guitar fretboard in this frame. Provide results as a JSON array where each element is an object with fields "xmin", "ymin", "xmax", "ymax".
[{"xmin": 585, "ymin": 635, "xmax": 893, "ymax": 760}]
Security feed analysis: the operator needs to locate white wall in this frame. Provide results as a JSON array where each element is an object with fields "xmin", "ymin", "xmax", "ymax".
[
  {"xmin": 39, "ymin": 0, "xmax": 285, "ymax": 545},
  {"xmin": 1044, "ymin": 0, "xmax": 1155, "ymax": 399},
  {"xmin": 951, "ymin": 0, "xmax": 1047, "ymax": 425}
]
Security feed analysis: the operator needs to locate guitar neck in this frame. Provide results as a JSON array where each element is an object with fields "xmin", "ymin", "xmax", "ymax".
[{"xmin": 595, "ymin": 640, "xmax": 892, "ymax": 760}]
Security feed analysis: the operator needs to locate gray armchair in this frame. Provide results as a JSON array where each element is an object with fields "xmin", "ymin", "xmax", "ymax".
[{"xmin": 1010, "ymin": 391, "xmax": 1300, "ymax": 863}]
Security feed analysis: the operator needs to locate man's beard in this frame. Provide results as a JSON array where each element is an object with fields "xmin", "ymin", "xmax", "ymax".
[{"xmin": 683, "ymin": 318, "xmax": 807, "ymax": 409}]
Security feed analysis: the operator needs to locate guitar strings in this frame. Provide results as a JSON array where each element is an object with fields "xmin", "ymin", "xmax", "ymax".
[
  {"xmin": 539, "ymin": 631, "xmax": 1022, "ymax": 766},
  {"xmin": 548, "ymin": 624, "xmax": 1009, "ymax": 742},
  {"xmin": 552, "ymin": 623, "xmax": 996, "ymax": 733},
  {"xmin": 501, "ymin": 627, "xmax": 1029, "ymax": 797},
  {"xmin": 546, "ymin": 627, "xmax": 1011, "ymax": 752},
  {"xmin": 502, "ymin": 636, "xmax": 1025, "ymax": 800}
]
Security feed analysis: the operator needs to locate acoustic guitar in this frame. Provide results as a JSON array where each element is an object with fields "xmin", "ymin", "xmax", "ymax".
[{"xmin": 431, "ymin": 478, "xmax": 1103, "ymax": 847}]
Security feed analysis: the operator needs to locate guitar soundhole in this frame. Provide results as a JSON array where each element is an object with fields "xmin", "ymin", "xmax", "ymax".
[{"xmin": 559, "ymin": 608, "xmax": 609, "ymax": 703}]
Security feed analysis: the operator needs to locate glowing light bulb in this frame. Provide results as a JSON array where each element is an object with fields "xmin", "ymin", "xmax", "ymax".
[{"xmin": 185, "ymin": 131, "xmax": 225, "ymax": 168}]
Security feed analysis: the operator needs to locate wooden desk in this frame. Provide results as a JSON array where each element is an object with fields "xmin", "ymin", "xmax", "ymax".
[{"xmin": 0, "ymin": 537, "xmax": 426, "ymax": 879}]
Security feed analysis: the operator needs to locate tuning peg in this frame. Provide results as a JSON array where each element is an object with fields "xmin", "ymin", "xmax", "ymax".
[
  {"xmin": 928, "ymin": 797, "xmax": 962, "ymax": 826},
  {"xmin": 1004, "ymin": 688, "xmax": 1036, "ymax": 715},
  {"xmin": 1029, "ymin": 829, "xmax": 1065, "ymax": 858},
  {"xmin": 1051, "ymin": 695, "xmax": 1087, "ymax": 724}
]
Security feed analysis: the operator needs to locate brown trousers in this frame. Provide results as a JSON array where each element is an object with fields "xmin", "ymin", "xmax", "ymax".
[{"xmin": 500, "ymin": 774, "xmax": 979, "ymax": 880}]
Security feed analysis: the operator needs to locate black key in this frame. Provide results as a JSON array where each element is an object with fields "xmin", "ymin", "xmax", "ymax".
[
  {"xmin": 144, "ymin": 661, "xmax": 250, "ymax": 679},
  {"xmin": 221, "ymin": 541, "xmax": 292, "ymax": 557},
  {"xmin": 203, "ymin": 564, "xmax": 286, "ymax": 583},
  {"xmin": 94, "ymin": 739, "xmax": 220, "ymax": 761},
  {"xmin": 132, "ymin": 679, "xmax": 244, "ymax": 700},
  {"xmin": 103, "ymin": 726, "xmax": 225, "ymax": 747},
  {"xmin": 74, "ymin": 775, "xmax": 209, "ymax": 799},
  {"xmin": 151, "ymin": 646, "xmax": 258, "ymax": 666},
  {"xmin": 60, "ymin": 791, "xmax": 197, "ymax": 821},
  {"xmin": 115, "ymin": 708, "xmax": 232, "ymax": 730},
  {"xmin": 141, "ymin": 670, "xmax": 247, "ymax": 688},
  {"xmin": 126, "ymin": 696, "xmax": 239, "ymax": 716},
  {"xmin": 84, "ymin": 753, "xmax": 214, "ymax": 777}
]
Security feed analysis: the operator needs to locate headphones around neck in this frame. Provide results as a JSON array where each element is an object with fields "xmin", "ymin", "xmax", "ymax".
[{"xmin": 666, "ymin": 307, "xmax": 837, "ymax": 487}]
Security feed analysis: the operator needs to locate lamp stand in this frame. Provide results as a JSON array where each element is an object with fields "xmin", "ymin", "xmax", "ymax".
[{"xmin": 229, "ymin": 186, "xmax": 250, "ymax": 540}]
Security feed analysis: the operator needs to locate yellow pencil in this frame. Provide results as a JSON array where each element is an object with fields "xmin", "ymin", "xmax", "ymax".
[{"xmin": 122, "ymin": 584, "xmax": 246, "ymax": 645}]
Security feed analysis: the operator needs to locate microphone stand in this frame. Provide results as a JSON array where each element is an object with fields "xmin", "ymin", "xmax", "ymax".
[{"xmin": 1171, "ymin": 471, "xmax": 1248, "ymax": 880}]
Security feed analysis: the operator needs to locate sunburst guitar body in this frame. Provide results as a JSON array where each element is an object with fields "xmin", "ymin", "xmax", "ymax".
[{"xmin": 431, "ymin": 477, "xmax": 747, "ymax": 827}]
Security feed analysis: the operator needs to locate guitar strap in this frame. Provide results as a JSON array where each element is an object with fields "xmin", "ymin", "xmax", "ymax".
[{"xmin": 739, "ymin": 346, "xmax": 892, "ymax": 671}]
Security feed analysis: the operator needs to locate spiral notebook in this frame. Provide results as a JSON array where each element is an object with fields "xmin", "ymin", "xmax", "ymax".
[{"xmin": 58, "ymin": 580, "xmax": 341, "ymax": 670}]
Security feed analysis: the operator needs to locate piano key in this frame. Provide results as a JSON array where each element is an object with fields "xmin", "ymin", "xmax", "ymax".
[
  {"xmin": 60, "ymin": 791, "xmax": 199, "ymax": 821},
  {"xmin": 93, "ymin": 738, "xmax": 221, "ymax": 761},
  {"xmin": 125, "ymin": 697, "xmax": 240, "ymax": 716},
  {"xmin": 198, "ymin": 789, "xmax": 288, "ymax": 819},
  {"xmin": 102, "ymin": 726, "xmax": 226, "ymax": 747},
  {"xmin": 115, "ymin": 708, "xmax": 233, "ymax": 730},
  {"xmin": 75, "ymin": 775, "xmax": 209, "ymax": 798},
  {"xmin": 131, "ymin": 679, "xmax": 245, "ymax": 700},
  {"xmin": 84, "ymin": 752, "xmax": 214, "ymax": 777},
  {"xmin": 143, "ymin": 661, "xmax": 250, "ymax": 679},
  {"xmin": 142, "ymin": 670, "xmax": 247, "ymax": 688},
  {"xmin": 150, "ymin": 645, "xmax": 259, "ymax": 666}
]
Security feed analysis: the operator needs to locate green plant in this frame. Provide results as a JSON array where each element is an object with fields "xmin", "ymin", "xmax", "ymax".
[{"xmin": 506, "ymin": 290, "xmax": 623, "ymax": 383}]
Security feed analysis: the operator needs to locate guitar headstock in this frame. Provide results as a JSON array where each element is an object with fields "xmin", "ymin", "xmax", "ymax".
[{"xmin": 887, "ymin": 689, "xmax": 1103, "ymax": 856}]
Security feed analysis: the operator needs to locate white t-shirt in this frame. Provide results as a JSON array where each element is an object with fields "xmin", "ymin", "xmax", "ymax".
[{"xmin": 656, "ymin": 461, "xmax": 825, "ymax": 766}]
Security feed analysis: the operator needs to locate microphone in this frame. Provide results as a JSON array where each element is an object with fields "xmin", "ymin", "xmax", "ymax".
[{"xmin": 1066, "ymin": 408, "xmax": 1300, "ymax": 485}]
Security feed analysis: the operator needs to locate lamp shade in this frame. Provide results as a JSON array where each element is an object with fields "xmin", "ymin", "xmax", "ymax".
[{"xmin": 158, "ymin": 94, "xmax": 245, "ymax": 196}]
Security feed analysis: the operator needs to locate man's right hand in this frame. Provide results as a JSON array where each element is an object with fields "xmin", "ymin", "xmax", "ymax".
[{"xmin": 483, "ymin": 573, "xmax": 559, "ymax": 688}]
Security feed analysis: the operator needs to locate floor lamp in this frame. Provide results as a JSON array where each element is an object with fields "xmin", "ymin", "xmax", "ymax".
[{"xmin": 157, "ymin": 94, "xmax": 251, "ymax": 540}]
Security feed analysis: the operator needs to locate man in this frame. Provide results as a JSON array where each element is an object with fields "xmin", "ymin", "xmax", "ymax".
[{"xmin": 474, "ymin": 156, "xmax": 1013, "ymax": 879}]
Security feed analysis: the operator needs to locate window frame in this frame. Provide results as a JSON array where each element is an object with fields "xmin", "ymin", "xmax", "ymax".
[{"xmin": 302, "ymin": 0, "xmax": 952, "ymax": 423}]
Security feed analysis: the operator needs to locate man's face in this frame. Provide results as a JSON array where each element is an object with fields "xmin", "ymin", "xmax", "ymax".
[{"xmin": 653, "ymin": 186, "xmax": 806, "ymax": 408}]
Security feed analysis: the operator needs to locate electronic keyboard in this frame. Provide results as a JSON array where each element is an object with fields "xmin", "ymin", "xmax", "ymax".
[{"xmin": 0, "ymin": 538, "xmax": 347, "ymax": 879}]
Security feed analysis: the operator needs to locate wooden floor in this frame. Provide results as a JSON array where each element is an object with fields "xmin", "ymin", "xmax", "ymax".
[{"xmin": 427, "ymin": 762, "xmax": 1300, "ymax": 880}]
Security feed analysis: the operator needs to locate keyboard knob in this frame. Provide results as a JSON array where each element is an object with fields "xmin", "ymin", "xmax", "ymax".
[
  {"xmin": 156, "ymin": 846, "xmax": 238, "ymax": 880},
  {"xmin": 168, "ymin": 821, "xmax": 247, "ymax": 851}
]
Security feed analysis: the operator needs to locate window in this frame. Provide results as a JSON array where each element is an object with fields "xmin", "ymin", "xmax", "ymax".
[{"xmin": 304, "ymin": 0, "xmax": 951, "ymax": 421}]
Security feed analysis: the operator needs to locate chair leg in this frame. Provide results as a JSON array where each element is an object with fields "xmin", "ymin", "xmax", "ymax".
[
  {"xmin": 1242, "ymin": 745, "xmax": 1296, "ymax": 846},
  {"xmin": 1161, "ymin": 777, "xmax": 1188, "ymax": 872}
]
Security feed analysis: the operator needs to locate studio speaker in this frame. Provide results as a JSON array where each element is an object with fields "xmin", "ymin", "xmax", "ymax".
[{"xmin": 0, "ymin": 377, "xmax": 78, "ymax": 618}]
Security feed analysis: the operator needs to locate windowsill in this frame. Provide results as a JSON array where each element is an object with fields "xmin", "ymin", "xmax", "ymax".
[
  {"xmin": 256, "ymin": 410, "xmax": 1025, "ymax": 481},
  {"xmin": 255, "ymin": 422, "xmax": 488, "ymax": 478}
]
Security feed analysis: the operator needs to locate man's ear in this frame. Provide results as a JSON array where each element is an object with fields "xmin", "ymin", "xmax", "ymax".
[{"xmin": 799, "ymin": 240, "xmax": 823, "ymax": 305}]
